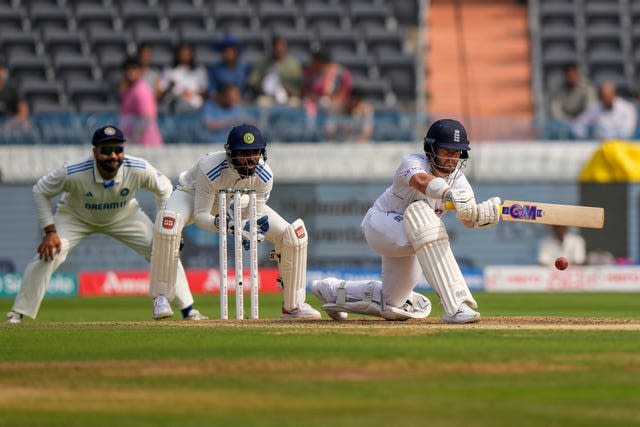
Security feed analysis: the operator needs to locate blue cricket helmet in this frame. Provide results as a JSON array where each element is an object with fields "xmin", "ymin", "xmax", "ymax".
[
  {"xmin": 423, "ymin": 119, "xmax": 470, "ymax": 159},
  {"xmin": 225, "ymin": 123, "xmax": 267, "ymax": 153}
]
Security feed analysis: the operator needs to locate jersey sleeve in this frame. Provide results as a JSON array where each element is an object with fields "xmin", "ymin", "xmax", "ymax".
[
  {"xmin": 140, "ymin": 160, "xmax": 173, "ymax": 212},
  {"xmin": 193, "ymin": 168, "xmax": 217, "ymax": 232},
  {"xmin": 32, "ymin": 164, "xmax": 67, "ymax": 229},
  {"xmin": 395, "ymin": 154, "xmax": 427, "ymax": 187}
]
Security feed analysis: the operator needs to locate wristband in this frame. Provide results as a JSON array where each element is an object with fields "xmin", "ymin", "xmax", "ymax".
[{"xmin": 425, "ymin": 177, "xmax": 449, "ymax": 199}]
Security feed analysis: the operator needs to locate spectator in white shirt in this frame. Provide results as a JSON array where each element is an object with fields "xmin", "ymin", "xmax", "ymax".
[
  {"xmin": 571, "ymin": 82, "xmax": 637, "ymax": 140},
  {"xmin": 537, "ymin": 225, "xmax": 586, "ymax": 267},
  {"xmin": 158, "ymin": 43, "xmax": 208, "ymax": 113}
]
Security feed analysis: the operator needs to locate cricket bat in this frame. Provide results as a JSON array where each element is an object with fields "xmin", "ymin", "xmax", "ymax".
[{"xmin": 444, "ymin": 199, "xmax": 605, "ymax": 229}]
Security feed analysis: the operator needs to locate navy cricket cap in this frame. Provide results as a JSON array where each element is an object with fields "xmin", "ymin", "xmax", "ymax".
[
  {"xmin": 225, "ymin": 124, "xmax": 266, "ymax": 151},
  {"xmin": 424, "ymin": 119, "xmax": 470, "ymax": 157},
  {"xmin": 92, "ymin": 125, "xmax": 126, "ymax": 145}
]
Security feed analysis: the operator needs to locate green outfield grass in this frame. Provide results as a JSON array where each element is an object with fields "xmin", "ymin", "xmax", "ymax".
[{"xmin": 1, "ymin": 293, "xmax": 640, "ymax": 427}]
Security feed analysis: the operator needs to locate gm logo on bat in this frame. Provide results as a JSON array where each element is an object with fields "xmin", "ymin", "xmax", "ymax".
[{"xmin": 502, "ymin": 204, "xmax": 543, "ymax": 220}]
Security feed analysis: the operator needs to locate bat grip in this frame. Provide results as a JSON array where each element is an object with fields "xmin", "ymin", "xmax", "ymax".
[{"xmin": 444, "ymin": 200, "xmax": 504, "ymax": 212}]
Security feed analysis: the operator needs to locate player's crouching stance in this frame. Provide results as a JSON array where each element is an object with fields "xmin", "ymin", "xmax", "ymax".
[
  {"xmin": 5, "ymin": 125, "xmax": 205, "ymax": 325},
  {"xmin": 149, "ymin": 124, "xmax": 320, "ymax": 319},
  {"xmin": 312, "ymin": 119, "xmax": 501, "ymax": 323}
]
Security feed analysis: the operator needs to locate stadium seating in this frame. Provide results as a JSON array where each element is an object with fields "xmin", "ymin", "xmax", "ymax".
[
  {"xmin": 533, "ymin": 0, "xmax": 639, "ymax": 129},
  {"xmin": 0, "ymin": 0, "xmax": 420, "ymax": 143}
]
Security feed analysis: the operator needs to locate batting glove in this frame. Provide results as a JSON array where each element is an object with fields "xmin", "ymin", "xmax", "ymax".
[
  {"xmin": 444, "ymin": 189, "xmax": 477, "ymax": 222},
  {"xmin": 475, "ymin": 197, "xmax": 501, "ymax": 228}
]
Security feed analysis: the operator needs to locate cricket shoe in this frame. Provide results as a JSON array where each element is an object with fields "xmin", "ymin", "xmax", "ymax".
[
  {"xmin": 6, "ymin": 310, "xmax": 23, "ymax": 324},
  {"xmin": 280, "ymin": 302, "xmax": 322, "ymax": 319},
  {"xmin": 152, "ymin": 296, "xmax": 174, "ymax": 320},
  {"xmin": 311, "ymin": 279, "xmax": 348, "ymax": 320},
  {"xmin": 183, "ymin": 309, "xmax": 208, "ymax": 321},
  {"xmin": 441, "ymin": 303, "xmax": 481, "ymax": 324}
]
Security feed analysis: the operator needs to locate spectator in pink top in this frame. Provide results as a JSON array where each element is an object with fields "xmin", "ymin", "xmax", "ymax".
[
  {"xmin": 119, "ymin": 57, "xmax": 163, "ymax": 147},
  {"xmin": 303, "ymin": 47, "xmax": 353, "ymax": 117}
]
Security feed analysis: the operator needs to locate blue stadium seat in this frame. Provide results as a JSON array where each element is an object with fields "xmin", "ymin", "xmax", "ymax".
[
  {"xmin": 210, "ymin": 3, "xmax": 253, "ymax": 33},
  {"xmin": 29, "ymin": 3, "xmax": 69, "ymax": 31},
  {"xmin": 317, "ymin": 28, "xmax": 360, "ymax": 56},
  {"xmin": 73, "ymin": 3, "xmax": 116, "ymax": 31},
  {"xmin": 332, "ymin": 52, "xmax": 370, "ymax": 80},
  {"xmin": 351, "ymin": 76, "xmax": 389, "ymax": 104},
  {"xmin": 7, "ymin": 53, "xmax": 49, "ymax": 82},
  {"xmin": 376, "ymin": 52, "xmax": 415, "ymax": 102},
  {"xmin": 0, "ymin": 29, "xmax": 38, "ymax": 58},
  {"xmin": 166, "ymin": 3, "xmax": 208, "ymax": 32},
  {"xmin": 20, "ymin": 78, "xmax": 61, "ymax": 107},
  {"xmin": 258, "ymin": 3, "xmax": 299, "ymax": 29},
  {"xmin": 349, "ymin": 3, "xmax": 389, "ymax": 31},
  {"xmin": 0, "ymin": 5, "xmax": 25, "ymax": 30},
  {"xmin": 53, "ymin": 52, "xmax": 94, "ymax": 81},
  {"xmin": 120, "ymin": 4, "xmax": 163, "ymax": 30},
  {"xmin": 42, "ymin": 28, "xmax": 85, "ymax": 57},
  {"xmin": 362, "ymin": 27, "xmax": 404, "ymax": 56},
  {"xmin": 303, "ymin": 2, "xmax": 344, "ymax": 31}
]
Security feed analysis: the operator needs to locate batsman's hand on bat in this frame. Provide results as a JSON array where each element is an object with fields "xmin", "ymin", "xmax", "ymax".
[
  {"xmin": 475, "ymin": 197, "xmax": 501, "ymax": 228},
  {"xmin": 38, "ymin": 230, "xmax": 61, "ymax": 261},
  {"xmin": 444, "ymin": 188, "xmax": 477, "ymax": 222}
]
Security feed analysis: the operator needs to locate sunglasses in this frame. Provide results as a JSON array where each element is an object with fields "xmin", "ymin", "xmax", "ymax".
[{"xmin": 98, "ymin": 146, "xmax": 124, "ymax": 155}]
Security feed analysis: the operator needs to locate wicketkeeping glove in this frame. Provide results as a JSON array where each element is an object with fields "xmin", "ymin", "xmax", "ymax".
[{"xmin": 241, "ymin": 215, "xmax": 269, "ymax": 250}]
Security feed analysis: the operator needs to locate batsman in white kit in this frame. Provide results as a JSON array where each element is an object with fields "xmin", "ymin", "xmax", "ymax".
[
  {"xmin": 5, "ymin": 125, "xmax": 206, "ymax": 324},
  {"xmin": 149, "ymin": 123, "xmax": 321, "ymax": 319},
  {"xmin": 312, "ymin": 119, "xmax": 501, "ymax": 323}
]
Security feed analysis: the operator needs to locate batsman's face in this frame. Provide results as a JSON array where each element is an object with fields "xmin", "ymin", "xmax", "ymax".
[
  {"xmin": 230, "ymin": 149, "xmax": 261, "ymax": 177},
  {"xmin": 94, "ymin": 143, "xmax": 125, "ymax": 177},
  {"xmin": 432, "ymin": 148, "xmax": 462, "ymax": 177}
]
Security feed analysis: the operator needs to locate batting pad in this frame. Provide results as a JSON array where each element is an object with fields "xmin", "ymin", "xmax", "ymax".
[
  {"xmin": 278, "ymin": 219, "xmax": 308, "ymax": 311},
  {"xmin": 403, "ymin": 201, "xmax": 477, "ymax": 316},
  {"xmin": 150, "ymin": 210, "xmax": 184, "ymax": 300}
]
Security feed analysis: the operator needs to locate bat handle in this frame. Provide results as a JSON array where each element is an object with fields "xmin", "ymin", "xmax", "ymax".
[{"xmin": 443, "ymin": 200, "xmax": 504, "ymax": 213}]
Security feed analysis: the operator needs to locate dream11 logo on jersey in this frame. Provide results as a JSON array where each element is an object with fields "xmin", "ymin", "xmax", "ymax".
[{"xmin": 502, "ymin": 203, "xmax": 543, "ymax": 221}]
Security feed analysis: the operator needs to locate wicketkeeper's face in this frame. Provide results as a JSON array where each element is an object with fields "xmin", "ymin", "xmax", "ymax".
[{"xmin": 229, "ymin": 149, "xmax": 261, "ymax": 177}]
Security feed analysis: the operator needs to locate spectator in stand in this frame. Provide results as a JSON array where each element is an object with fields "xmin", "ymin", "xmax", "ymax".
[
  {"xmin": 158, "ymin": 43, "xmax": 208, "ymax": 113},
  {"xmin": 208, "ymin": 35, "xmax": 251, "ymax": 98},
  {"xmin": 119, "ymin": 57, "xmax": 163, "ymax": 146},
  {"xmin": 571, "ymin": 82, "xmax": 637, "ymax": 140},
  {"xmin": 137, "ymin": 43, "xmax": 162, "ymax": 100},
  {"xmin": 200, "ymin": 83, "xmax": 255, "ymax": 143},
  {"xmin": 549, "ymin": 64, "xmax": 596, "ymax": 126},
  {"xmin": 537, "ymin": 225, "xmax": 586, "ymax": 267},
  {"xmin": 324, "ymin": 87, "xmax": 374, "ymax": 143},
  {"xmin": 302, "ymin": 47, "xmax": 353, "ymax": 117},
  {"xmin": 0, "ymin": 58, "xmax": 30, "ymax": 131},
  {"xmin": 247, "ymin": 35, "xmax": 303, "ymax": 106}
]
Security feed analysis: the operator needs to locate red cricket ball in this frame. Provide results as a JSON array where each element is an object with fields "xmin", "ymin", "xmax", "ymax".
[{"xmin": 555, "ymin": 257, "xmax": 569, "ymax": 270}]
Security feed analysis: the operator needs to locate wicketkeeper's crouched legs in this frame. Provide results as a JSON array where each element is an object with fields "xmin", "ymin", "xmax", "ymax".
[{"xmin": 148, "ymin": 210, "xmax": 194, "ymax": 311}]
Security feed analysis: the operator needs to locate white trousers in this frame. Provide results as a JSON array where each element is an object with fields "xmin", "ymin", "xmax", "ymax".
[
  {"xmin": 361, "ymin": 207, "xmax": 423, "ymax": 307},
  {"xmin": 13, "ymin": 207, "xmax": 194, "ymax": 319}
]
